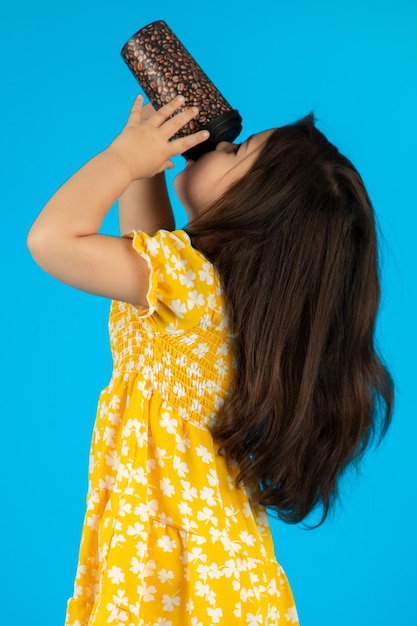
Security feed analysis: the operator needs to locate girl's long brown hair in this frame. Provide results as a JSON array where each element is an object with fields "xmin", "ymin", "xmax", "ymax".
[{"xmin": 185, "ymin": 114, "xmax": 393, "ymax": 525}]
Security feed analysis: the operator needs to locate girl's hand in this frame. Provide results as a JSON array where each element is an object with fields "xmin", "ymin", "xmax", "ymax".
[
  {"xmin": 140, "ymin": 100, "xmax": 157, "ymax": 121},
  {"xmin": 109, "ymin": 95, "xmax": 208, "ymax": 180}
]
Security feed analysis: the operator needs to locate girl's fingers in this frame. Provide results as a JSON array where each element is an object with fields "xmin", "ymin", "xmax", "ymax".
[
  {"xmin": 148, "ymin": 96, "xmax": 209, "ymax": 154},
  {"xmin": 132, "ymin": 95, "xmax": 199, "ymax": 133},
  {"xmin": 128, "ymin": 94, "xmax": 144, "ymax": 123},
  {"xmin": 161, "ymin": 106, "xmax": 201, "ymax": 138},
  {"xmin": 169, "ymin": 129, "xmax": 210, "ymax": 156},
  {"xmin": 149, "ymin": 95, "xmax": 186, "ymax": 126},
  {"xmin": 124, "ymin": 95, "xmax": 209, "ymax": 166}
]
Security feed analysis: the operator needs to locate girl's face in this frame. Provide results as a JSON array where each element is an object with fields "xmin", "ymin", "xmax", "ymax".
[{"xmin": 174, "ymin": 129, "xmax": 274, "ymax": 219}]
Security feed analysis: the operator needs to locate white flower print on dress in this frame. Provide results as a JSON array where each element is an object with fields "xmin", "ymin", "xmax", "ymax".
[
  {"xmin": 199, "ymin": 313, "xmax": 212, "ymax": 330},
  {"xmin": 157, "ymin": 536, "xmax": 177, "ymax": 552},
  {"xmin": 223, "ymin": 559, "xmax": 240, "ymax": 579},
  {"xmin": 241, "ymin": 501, "xmax": 252, "ymax": 517},
  {"xmin": 206, "ymin": 469, "xmax": 220, "ymax": 486},
  {"xmin": 162, "ymin": 593, "xmax": 181, "ymax": 612},
  {"xmin": 160, "ymin": 477, "xmax": 175, "ymax": 497},
  {"xmin": 126, "ymin": 522, "xmax": 146, "ymax": 539},
  {"xmin": 207, "ymin": 607, "xmax": 223, "ymax": 623},
  {"xmin": 160, "ymin": 412, "xmax": 177, "ymax": 434},
  {"xmin": 135, "ymin": 540, "xmax": 147, "ymax": 558},
  {"xmin": 179, "ymin": 269, "xmax": 196, "ymax": 288},
  {"xmin": 137, "ymin": 582, "xmax": 157, "ymax": 602},
  {"xmin": 105, "ymin": 450, "xmax": 120, "ymax": 470},
  {"xmin": 133, "ymin": 501, "xmax": 152, "ymax": 521},
  {"xmin": 207, "ymin": 563, "xmax": 222, "ymax": 579},
  {"xmin": 180, "ymin": 480, "xmax": 198, "ymax": 501},
  {"xmin": 109, "ymin": 395, "xmax": 121, "ymax": 410},
  {"xmin": 146, "ymin": 458, "xmax": 156, "ymax": 472},
  {"xmin": 104, "ymin": 427, "xmax": 116, "ymax": 447},
  {"xmin": 195, "ymin": 445, "xmax": 213, "ymax": 464},
  {"xmin": 220, "ymin": 534, "xmax": 241, "ymax": 556},
  {"xmin": 107, "ymin": 566, "xmax": 125, "ymax": 585},
  {"xmin": 197, "ymin": 508, "xmax": 218, "ymax": 526},
  {"xmin": 240, "ymin": 530, "xmax": 257, "ymax": 546},
  {"xmin": 285, "ymin": 606, "xmax": 299, "ymax": 623},
  {"xmin": 128, "ymin": 602, "xmax": 141, "ymax": 618},
  {"xmin": 169, "ymin": 231, "xmax": 186, "ymax": 250},
  {"xmin": 86, "ymin": 514, "xmax": 100, "ymax": 531},
  {"xmin": 267, "ymin": 577, "xmax": 279, "ymax": 596},
  {"xmin": 142, "ymin": 560, "xmax": 157, "ymax": 578},
  {"xmin": 182, "ymin": 517, "xmax": 199, "ymax": 533},
  {"xmin": 178, "ymin": 501, "xmax": 193, "ymax": 516},
  {"xmin": 267, "ymin": 606, "xmax": 280, "ymax": 620},
  {"xmin": 198, "ymin": 263, "xmax": 214, "ymax": 285},
  {"xmin": 173, "ymin": 455, "xmax": 189, "ymax": 477},
  {"xmin": 188, "ymin": 547, "xmax": 208, "ymax": 564},
  {"xmin": 171, "ymin": 254, "xmax": 188, "ymax": 273},
  {"xmin": 130, "ymin": 557, "xmax": 144, "ymax": 575},
  {"xmin": 170, "ymin": 299, "xmax": 187, "ymax": 318},
  {"xmin": 106, "ymin": 604, "xmax": 128, "ymax": 623},
  {"xmin": 175, "ymin": 434, "xmax": 190, "ymax": 453},
  {"xmin": 146, "ymin": 237, "xmax": 161, "ymax": 257},
  {"xmin": 158, "ymin": 513, "xmax": 174, "ymax": 526},
  {"xmin": 207, "ymin": 292, "xmax": 217, "ymax": 309},
  {"xmin": 112, "ymin": 590, "xmax": 128, "ymax": 607},
  {"xmin": 173, "ymin": 382, "xmax": 186, "ymax": 399},
  {"xmin": 155, "ymin": 447, "xmax": 169, "ymax": 467},
  {"xmin": 117, "ymin": 499, "xmax": 132, "ymax": 517},
  {"xmin": 187, "ymin": 290, "xmax": 205, "ymax": 310},
  {"xmin": 177, "ymin": 406, "xmax": 190, "ymax": 420},
  {"xmin": 215, "ymin": 357, "xmax": 228, "ymax": 378},
  {"xmin": 200, "ymin": 487, "xmax": 217, "ymax": 506},
  {"xmin": 187, "ymin": 363, "xmax": 202, "ymax": 379},
  {"xmin": 130, "ymin": 466, "xmax": 147, "ymax": 485},
  {"xmin": 165, "ymin": 321, "xmax": 184, "ymax": 335},
  {"xmin": 192, "ymin": 342, "xmax": 210, "ymax": 358},
  {"xmin": 165, "ymin": 263, "xmax": 178, "ymax": 282},
  {"xmin": 110, "ymin": 532, "xmax": 126, "ymax": 549},
  {"xmin": 157, "ymin": 568, "xmax": 175, "ymax": 584},
  {"xmin": 225, "ymin": 505, "xmax": 239, "ymax": 523},
  {"xmin": 195, "ymin": 581, "xmax": 210, "ymax": 598},
  {"xmin": 246, "ymin": 613, "xmax": 263, "ymax": 626}
]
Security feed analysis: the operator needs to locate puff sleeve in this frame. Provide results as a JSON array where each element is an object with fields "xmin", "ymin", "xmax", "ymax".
[{"xmin": 125, "ymin": 229, "xmax": 221, "ymax": 330}]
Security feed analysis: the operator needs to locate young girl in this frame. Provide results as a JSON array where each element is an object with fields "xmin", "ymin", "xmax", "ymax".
[{"xmin": 28, "ymin": 95, "xmax": 393, "ymax": 626}]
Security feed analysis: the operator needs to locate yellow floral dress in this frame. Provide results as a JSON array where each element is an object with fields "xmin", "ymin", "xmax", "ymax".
[{"xmin": 65, "ymin": 229, "xmax": 299, "ymax": 626}]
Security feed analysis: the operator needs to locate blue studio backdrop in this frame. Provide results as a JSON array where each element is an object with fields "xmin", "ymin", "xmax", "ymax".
[{"xmin": 1, "ymin": 1, "xmax": 416, "ymax": 625}]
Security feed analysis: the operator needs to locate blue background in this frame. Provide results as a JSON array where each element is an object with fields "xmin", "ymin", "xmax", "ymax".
[{"xmin": 1, "ymin": 1, "xmax": 416, "ymax": 624}]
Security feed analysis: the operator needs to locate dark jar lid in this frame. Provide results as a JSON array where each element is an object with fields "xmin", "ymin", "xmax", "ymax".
[{"xmin": 182, "ymin": 109, "xmax": 243, "ymax": 160}]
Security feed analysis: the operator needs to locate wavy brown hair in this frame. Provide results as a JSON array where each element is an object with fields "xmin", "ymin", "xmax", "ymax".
[{"xmin": 185, "ymin": 113, "xmax": 394, "ymax": 525}]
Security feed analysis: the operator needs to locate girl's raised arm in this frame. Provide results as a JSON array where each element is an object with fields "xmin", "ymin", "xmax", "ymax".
[
  {"xmin": 118, "ymin": 102, "xmax": 175, "ymax": 236},
  {"xmin": 27, "ymin": 96, "xmax": 208, "ymax": 305},
  {"xmin": 118, "ymin": 173, "xmax": 175, "ymax": 236}
]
